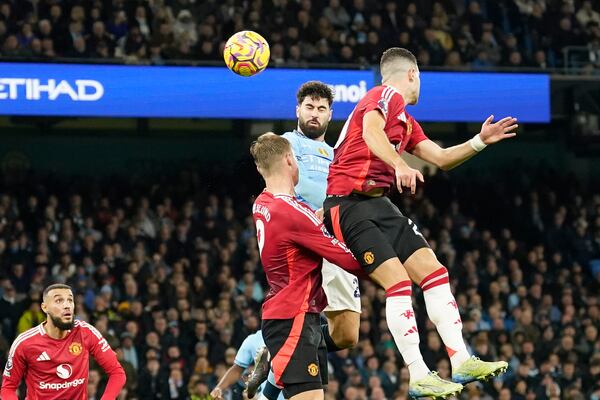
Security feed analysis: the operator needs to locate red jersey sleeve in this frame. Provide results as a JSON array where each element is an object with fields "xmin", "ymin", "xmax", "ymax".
[
  {"xmin": 360, "ymin": 86, "xmax": 406, "ymax": 126},
  {"xmin": 405, "ymin": 116, "xmax": 429, "ymax": 153},
  {"xmin": 0, "ymin": 341, "xmax": 26, "ymax": 400},
  {"xmin": 80, "ymin": 322, "xmax": 126, "ymax": 400},
  {"xmin": 283, "ymin": 200, "xmax": 362, "ymax": 275}
]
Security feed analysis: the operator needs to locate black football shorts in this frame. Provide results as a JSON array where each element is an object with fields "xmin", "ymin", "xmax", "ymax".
[
  {"xmin": 262, "ymin": 313, "xmax": 327, "ymax": 398},
  {"xmin": 323, "ymin": 194, "xmax": 430, "ymax": 273}
]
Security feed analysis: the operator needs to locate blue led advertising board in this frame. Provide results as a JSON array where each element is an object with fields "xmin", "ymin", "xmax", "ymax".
[{"xmin": 0, "ymin": 63, "xmax": 549, "ymax": 122}]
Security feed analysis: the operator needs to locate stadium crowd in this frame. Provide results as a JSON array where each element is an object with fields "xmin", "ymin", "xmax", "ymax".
[
  {"xmin": 0, "ymin": 0, "xmax": 600, "ymax": 70},
  {"xmin": 0, "ymin": 162, "xmax": 598, "ymax": 399}
]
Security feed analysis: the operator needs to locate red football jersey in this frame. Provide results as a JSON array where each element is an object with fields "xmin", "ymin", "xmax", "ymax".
[
  {"xmin": 253, "ymin": 191, "xmax": 360, "ymax": 319},
  {"xmin": 327, "ymin": 85, "xmax": 429, "ymax": 195},
  {"xmin": 1, "ymin": 320, "xmax": 125, "ymax": 400}
]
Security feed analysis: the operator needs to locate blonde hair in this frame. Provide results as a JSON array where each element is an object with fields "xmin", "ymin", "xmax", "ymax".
[{"xmin": 249, "ymin": 132, "xmax": 291, "ymax": 176}]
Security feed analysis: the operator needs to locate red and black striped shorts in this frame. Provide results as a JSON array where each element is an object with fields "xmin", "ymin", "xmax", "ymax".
[
  {"xmin": 324, "ymin": 194, "xmax": 430, "ymax": 273},
  {"xmin": 262, "ymin": 313, "xmax": 327, "ymax": 398}
]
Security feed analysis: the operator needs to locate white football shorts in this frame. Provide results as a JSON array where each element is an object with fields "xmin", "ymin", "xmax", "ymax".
[{"xmin": 322, "ymin": 259, "xmax": 361, "ymax": 313}]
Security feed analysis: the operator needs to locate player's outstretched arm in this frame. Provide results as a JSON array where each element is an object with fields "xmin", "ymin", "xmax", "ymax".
[
  {"xmin": 363, "ymin": 110, "xmax": 424, "ymax": 194},
  {"xmin": 412, "ymin": 115, "xmax": 518, "ymax": 171},
  {"xmin": 1, "ymin": 341, "xmax": 26, "ymax": 400},
  {"xmin": 210, "ymin": 364, "xmax": 244, "ymax": 400}
]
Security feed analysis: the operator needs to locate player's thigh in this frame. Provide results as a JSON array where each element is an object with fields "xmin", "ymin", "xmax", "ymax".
[
  {"xmin": 289, "ymin": 389, "xmax": 324, "ymax": 400},
  {"xmin": 322, "ymin": 260, "xmax": 361, "ymax": 314},
  {"xmin": 402, "ymin": 247, "xmax": 445, "ymax": 285},
  {"xmin": 377, "ymin": 197, "xmax": 432, "ymax": 264},
  {"xmin": 324, "ymin": 200, "xmax": 396, "ymax": 274},
  {"xmin": 262, "ymin": 314, "xmax": 324, "ymax": 398}
]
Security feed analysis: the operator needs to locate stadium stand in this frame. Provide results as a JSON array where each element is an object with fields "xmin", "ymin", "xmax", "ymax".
[
  {"xmin": 0, "ymin": 0, "xmax": 599, "ymax": 70},
  {"xmin": 0, "ymin": 164, "xmax": 598, "ymax": 399}
]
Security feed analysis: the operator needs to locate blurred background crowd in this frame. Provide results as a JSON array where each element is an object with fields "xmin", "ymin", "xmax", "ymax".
[
  {"xmin": 0, "ymin": 162, "xmax": 598, "ymax": 399},
  {"xmin": 1, "ymin": 0, "xmax": 600, "ymax": 70},
  {"xmin": 0, "ymin": 0, "xmax": 599, "ymax": 399}
]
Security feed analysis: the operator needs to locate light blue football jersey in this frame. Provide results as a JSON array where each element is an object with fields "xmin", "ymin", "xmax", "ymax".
[
  {"xmin": 282, "ymin": 130, "xmax": 333, "ymax": 211},
  {"xmin": 234, "ymin": 330, "xmax": 284, "ymax": 399},
  {"xmin": 234, "ymin": 330, "xmax": 265, "ymax": 369}
]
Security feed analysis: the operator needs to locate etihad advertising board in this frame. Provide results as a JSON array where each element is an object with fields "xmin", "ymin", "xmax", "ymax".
[
  {"xmin": 0, "ymin": 63, "xmax": 371, "ymax": 120},
  {"xmin": 0, "ymin": 63, "xmax": 550, "ymax": 122}
]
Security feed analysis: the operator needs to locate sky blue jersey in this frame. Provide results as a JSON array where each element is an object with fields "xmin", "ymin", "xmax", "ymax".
[
  {"xmin": 282, "ymin": 130, "xmax": 333, "ymax": 211},
  {"xmin": 234, "ymin": 330, "xmax": 284, "ymax": 399},
  {"xmin": 234, "ymin": 330, "xmax": 265, "ymax": 369}
]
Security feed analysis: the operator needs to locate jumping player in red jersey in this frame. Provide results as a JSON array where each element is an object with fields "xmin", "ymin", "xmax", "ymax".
[
  {"xmin": 324, "ymin": 48, "xmax": 515, "ymax": 398},
  {"xmin": 1, "ymin": 283, "xmax": 126, "ymax": 400},
  {"xmin": 250, "ymin": 133, "xmax": 362, "ymax": 400}
]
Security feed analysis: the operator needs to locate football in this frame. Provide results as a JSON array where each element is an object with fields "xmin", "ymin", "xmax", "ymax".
[{"xmin": 223, "ymin": 31, "xmax": 270, "ymax": 77}]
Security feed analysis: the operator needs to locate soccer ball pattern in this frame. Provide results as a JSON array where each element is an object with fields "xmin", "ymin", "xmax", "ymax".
[{"xmin": 224, "ymin": 31, "xmax": 270, "ymax": 77}]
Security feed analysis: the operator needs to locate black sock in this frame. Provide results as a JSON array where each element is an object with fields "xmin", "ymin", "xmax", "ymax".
[
  {"xmin": 262, "ymin": 381, "xmax": 281, "ymax": 400},
  {"xmin": 321, "ymin": 323, "xmax": 342, "ymax": 352}
]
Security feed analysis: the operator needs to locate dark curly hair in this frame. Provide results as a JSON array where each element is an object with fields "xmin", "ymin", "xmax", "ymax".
[{"xmin": 296, "ymin": 81, "xmax": 334, "ymax": 107}]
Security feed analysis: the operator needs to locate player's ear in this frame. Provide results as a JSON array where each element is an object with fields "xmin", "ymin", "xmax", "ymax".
[
  {"xmin": 41, "ymin": 301, "xmax": 47, "ymax": 314},
  {"xmin": 328, "ymin": 108, "xmax": 333, "ymax": 122},
  {"xmin": 296, "ymin": 105, "xmax": 300, "ymax": 119},
  {"xmin": 286, "ymin": 152, "xmax": 295, "ymax": 167},
  {"xmin": 409, "ymin": 67, "xmax": 418, "ymax": 82}
]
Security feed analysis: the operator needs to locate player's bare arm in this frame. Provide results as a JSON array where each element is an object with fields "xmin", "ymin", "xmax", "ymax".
[
  {"xmin": 412, "ymin": 115, "xmax": 518, "ymax": 170},
  {"xmin": 210, "ymin": 364, "xmax": 244, "ymax": 400},
  {"xmin": 363, "ymin": 109, "xmax": 424, "ymax": 194}
]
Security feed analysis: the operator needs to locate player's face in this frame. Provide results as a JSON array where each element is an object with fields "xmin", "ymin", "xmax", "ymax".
[
  {"xmin": 296, "ymin": 96, "xmax": 332, "ymax": 139},
  {"xmin": 42, "ymin": 289, "xmax": 75, "ymax": 331}
]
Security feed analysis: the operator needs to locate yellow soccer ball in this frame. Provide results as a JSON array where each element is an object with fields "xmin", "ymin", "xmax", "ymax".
[{"xmin": 223, "ymin": 31, "xmax": 270, "ymax": 77}]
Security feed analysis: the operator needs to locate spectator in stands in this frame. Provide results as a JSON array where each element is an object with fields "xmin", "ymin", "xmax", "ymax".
[
  {"xmin": 577, "ymin": 1, "xmax": 600, "ymax": 28},
  {"xmin": 87, "ymin": 21, "xmax": 115, "ymax": 58},
  {"xmin": 173, "ymin": 9, "xmax": 197, "ymax": 46},
  {"xmin": 324, "ymin": 0, "xmax": 351, "ymax": 29}
]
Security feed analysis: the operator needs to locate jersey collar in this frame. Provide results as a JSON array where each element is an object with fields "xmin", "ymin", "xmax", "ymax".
[
  {"xmin": 293, "ymin": 129, "xmax": 307, "ymax": 138},
  {"xmin": 382, "ymin": 85, "xmax": 402, "ymax": 96}
]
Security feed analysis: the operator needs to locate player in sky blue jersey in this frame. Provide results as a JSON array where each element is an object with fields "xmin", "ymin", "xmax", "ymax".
[
  {"xmin": 280, "ymin": 129, "xmax": 331, "ymax": 211},
  {"xmin": 211, "ymin": 330, "xmax": 284, "ymax": 400},
  {"xmin": 282, "ymin": 81, "xmax": 362, "ymax": 350},
  {"xmin": 246, "ymin": 81, "xmax": 362, "ymax": 399}
]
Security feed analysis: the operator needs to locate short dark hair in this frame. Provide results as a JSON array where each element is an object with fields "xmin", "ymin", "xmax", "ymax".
[
  {"xmin": 43, "ymin": 283, "xmax": 72, "ymax": 300},
  {"xmin": 380, "ymin": 47, "xmax": 417, "ymax": 75},
  {"xmin": 296, "ymin": 81, "xmax": 334, "ymax": 107}
]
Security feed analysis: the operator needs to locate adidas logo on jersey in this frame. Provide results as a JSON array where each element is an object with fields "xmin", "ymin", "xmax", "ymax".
[
  {"xmin": 37, "ymin": 351, "xmax": 51, "ymax": 361},
  {"xmin": 403, "ymin": 326, "xmax": 418, "ymax": 336}
]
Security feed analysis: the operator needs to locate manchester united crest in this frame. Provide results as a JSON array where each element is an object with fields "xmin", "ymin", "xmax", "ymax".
[
  {"xmin": 307, "ymin": 363, "xmax": 319, "ymax": 377},
  {"xmin": 69, "ymin": 342, "xmax": 82, "ymax": 356},
  {"xmin": 363, "ymin": 251, "xmax": 375, "ymax": 265}
]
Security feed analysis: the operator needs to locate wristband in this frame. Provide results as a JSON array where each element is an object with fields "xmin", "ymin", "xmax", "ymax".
[{"xmin": 469, "ymin": 134, "xmax": 487, "ymax": 152}]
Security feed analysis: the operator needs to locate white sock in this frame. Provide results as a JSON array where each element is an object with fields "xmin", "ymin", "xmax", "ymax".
[
  {"xmin": 385, "ymin": 280, "xmax": 430, "ymax": 382},
  {"xmin": 420, "ymin": 267, "xmax": 470, "ymax": 371}
]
